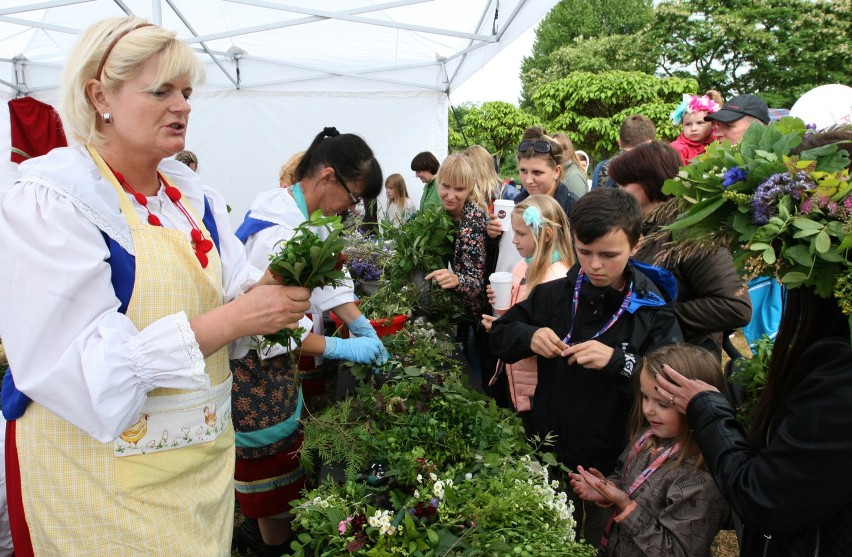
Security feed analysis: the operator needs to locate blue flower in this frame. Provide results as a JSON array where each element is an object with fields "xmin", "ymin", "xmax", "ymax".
[
  {"xmin": 721, "ymin": 167, "xmax": 748, "ymax": 188},
  {"xmin": 751, "ymin": 171, "xmax": 816, "ymax": 224}
]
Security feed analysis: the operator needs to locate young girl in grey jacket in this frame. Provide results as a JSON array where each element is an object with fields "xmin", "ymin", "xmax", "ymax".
[{"xmin": 569, "ymin": 344, "xmax": 730, "ymax": 556}]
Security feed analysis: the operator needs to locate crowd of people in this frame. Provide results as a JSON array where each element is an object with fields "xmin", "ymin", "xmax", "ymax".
[{"xmin": 1, "ymin": 14, "xmax": 850, "ymax": 557}]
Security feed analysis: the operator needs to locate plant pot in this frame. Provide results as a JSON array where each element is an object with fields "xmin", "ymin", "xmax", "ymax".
[
  {"xmin": 330, "ymin": 301, "xmax": 409, "ymax": 338},
  {"xmin": 411, "ymin": 269, "xmax": 432, "ymax": 312},
  {"xmin": 358, "ymin": 279, "xmax": 385, "ymax": 295}
]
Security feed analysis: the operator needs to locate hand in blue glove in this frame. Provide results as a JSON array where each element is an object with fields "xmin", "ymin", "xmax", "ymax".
[
  {"xmin": 347, "ymin": 315, "xmax": 378, "ymax": 339},
  {"xmin": 347, "ymin": 315, "xmax": 390, "ymax": 363},
  {"xmin": 323, "ymin": 336, "xmax": 389, "ymax": 365}
]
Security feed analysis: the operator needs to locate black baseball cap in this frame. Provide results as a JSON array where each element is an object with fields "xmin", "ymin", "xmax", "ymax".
[{"xmin": 705, "ymin": 94, "xmax": 770, "ymax": 125}]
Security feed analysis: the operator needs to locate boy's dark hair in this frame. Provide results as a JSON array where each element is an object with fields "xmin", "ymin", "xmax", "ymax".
[
  {"xmin": 410, "ymin": 151, "xmax": 440, "ymax": 174},
  {"xmin": 619, "ymin": 115, "xmax": 656, "ymax": 149},
  {"xmin": 608, "ymin": 140, "xmax": 681, "ymax": 204},
  {"xmin": 570, "ymin": 188, "xmax": 642, "ymax": 246}
]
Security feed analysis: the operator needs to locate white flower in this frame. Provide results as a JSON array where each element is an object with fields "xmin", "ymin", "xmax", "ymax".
[
  {"xmin": 464, "ymin": 472, "xmax": 472, "ymax": 481},
  {"xmin": 429, "ymin": 472, "xmax": 437, "ymax": 481},
  {"xmin": 678, "ymin": 170, "xmax": 689, "ymax": 179},
  {"xmin": 414, "ymin": 489, "xmax": 420, "ymax": 498},
  {"xmin": 416, "ymin": 474, "xmax": 423, "ymax": 483}
]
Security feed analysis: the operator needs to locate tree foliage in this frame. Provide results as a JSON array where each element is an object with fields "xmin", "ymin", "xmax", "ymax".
[
  {"xmin": 531, "ymin": 71, "xmax": 697, "ymax": 160},
  {"xmin": 650, "ymin": 0, "xmax": 852, "ymax": 107},
  {"xmin": 449, "ymin": 101, "xmax": 538, "ymax": 172}
]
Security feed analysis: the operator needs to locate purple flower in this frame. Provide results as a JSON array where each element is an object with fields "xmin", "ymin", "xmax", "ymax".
[
  {"xmin": 752, "ymin": 171, "xmax": 816, "ymax": 224},
  {"xmin": 722, "ymin": 167, "xmax": 748, "ymax": 188}
]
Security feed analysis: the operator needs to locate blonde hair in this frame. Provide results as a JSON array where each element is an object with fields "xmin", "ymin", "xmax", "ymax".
[
  {"xmin": 552, "ymin": 132, "xmax": 587, "ymax": 176},
  {"xmin": 61, "ymin": 16, "xmax": 205, "ymax": 146},
  {"xmin": 435, "ymin": 154, "xmax": 486, "ymax": 212},
  {"xmin": 384, "ymin": 173, "xmax": 410, "ymax": 210},
  {"xmin": 279, "ymin": 150, "xmax": 305, "ymax": 187},
  {"xmin": 513, "ymin": 195, "xmax": 575, "ymax": 293},
  {"xmin": 463, "ymin": 144, "xmax": 502, "ymax": 203},
  {"xmin": 630, "ymin": 344, "xmax": 730, "ymax": 469}
]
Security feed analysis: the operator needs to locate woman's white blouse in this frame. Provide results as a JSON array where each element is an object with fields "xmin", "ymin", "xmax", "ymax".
[{"xmin": 0, "ymin": 146, "xmax": 261, "ymax": 441}]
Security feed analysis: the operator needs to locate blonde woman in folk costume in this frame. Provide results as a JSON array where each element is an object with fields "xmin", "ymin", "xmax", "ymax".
[{"xmin": 0, "ymin": 17, "xmax": 310, "ymax": 556}]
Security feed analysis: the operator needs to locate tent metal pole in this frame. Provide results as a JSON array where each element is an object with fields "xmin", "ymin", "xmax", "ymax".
[
  {"xmin": 163, "ymin": 0, "xmax": 240, "ymax": 89},
  {"xmin": 0, "ymin": 0, "xmax": 91, "ymax": 17},
  {"xmin": 151, "ymin": 0, "xmax": 162, "ymax": 25}
]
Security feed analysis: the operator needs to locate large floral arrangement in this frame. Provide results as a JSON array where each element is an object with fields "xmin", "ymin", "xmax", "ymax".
[
  {"xmin": 291, "ymin": 322, "xmax": 595, "ymax": 556},
  {"xmin": 663, "ymin": 118, "xmax": 851, "ymax": 313}
]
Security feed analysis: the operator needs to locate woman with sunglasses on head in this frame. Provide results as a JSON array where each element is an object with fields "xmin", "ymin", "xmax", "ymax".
[
  {"xmin": 0, "ymin": 17, "xmax": 312, "ymax": 556},
  {"xmin": 514, "ymin": 127, "xmax": 581, "ymax": 221},
  {"xmin": 233, "ymin": 127, "xmax": 388, "ymax": 555}
]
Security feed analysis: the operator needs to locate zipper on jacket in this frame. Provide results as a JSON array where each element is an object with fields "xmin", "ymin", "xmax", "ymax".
[
  {"xmin": 762, "ymin": 534, "xmax": 771, "ymax": 557},
  {"xmin": 813, "ymin": 526, "xmax": 820, "ymax": 557}
]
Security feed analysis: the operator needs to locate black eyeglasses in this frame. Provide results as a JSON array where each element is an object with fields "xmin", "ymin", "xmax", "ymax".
[
  {"xmin": 518, "ymin": 139, "xmax": 554, "ymax": 154},
  {"xmin": 332, "ymin": 166, "xmax": 362, "ymax": 205}
]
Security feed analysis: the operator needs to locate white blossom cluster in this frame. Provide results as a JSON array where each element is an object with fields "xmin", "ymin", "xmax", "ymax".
[
  {"xmin": 368, "ymin": 509, "xmax": 395, "ymax": 536},
  {"xmin": 519, "ymin": 455, "xmax": 577, "ymax": 542}
]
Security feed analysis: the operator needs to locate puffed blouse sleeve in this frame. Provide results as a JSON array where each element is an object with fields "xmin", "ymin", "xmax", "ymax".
[{"xmin": 1, "ymin": 181, "xmax": 215, "ymax": 442}]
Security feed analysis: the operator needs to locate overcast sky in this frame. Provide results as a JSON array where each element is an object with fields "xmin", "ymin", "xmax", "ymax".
[{"xmin": 448, "ymin": 24, "xmax": 537, "ymax": 107}]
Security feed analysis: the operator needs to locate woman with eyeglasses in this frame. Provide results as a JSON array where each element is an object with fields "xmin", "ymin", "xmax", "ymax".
[{"xmin": 232, "ymin": 127, "xmax": 388, "ymax": 555}]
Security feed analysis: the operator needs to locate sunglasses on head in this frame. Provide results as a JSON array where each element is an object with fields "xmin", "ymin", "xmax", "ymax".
[{"xmin": 518, "ymin": 139, "xmax": 554, "ymax": 154}]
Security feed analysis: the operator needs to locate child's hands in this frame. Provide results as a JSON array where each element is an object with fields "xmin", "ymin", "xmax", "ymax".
[
  {"xmin": 486, "ymin": 284, "xmax": 496, "ymax": 306},
  {"xmin": 530, "ymin": 328, "xmax": 568, "ymax": 358},
  {"xmin": 569, "ymin": 466, "xmax": 631, "ymax": 511},
  {"xmin": 425, "ymin": 269, "xmax": 459, "ymax": 290},
  {"xmin": 481, "ymin": 314, "xmax": 496, "ymax": 332},
  {"xmin": 561, "ymin": 340, "xmax": 614, "ymax": 369}
]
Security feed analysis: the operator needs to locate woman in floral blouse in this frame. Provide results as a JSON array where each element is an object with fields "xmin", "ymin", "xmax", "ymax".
[{"xmin": 425, "ymin": 154, "xmax": 489, "ymax": 379}]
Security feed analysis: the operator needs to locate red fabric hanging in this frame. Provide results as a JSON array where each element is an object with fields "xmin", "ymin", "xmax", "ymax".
[{"xmin": 8, "ymin": 97, "xmax": 68, "ymax": 163}]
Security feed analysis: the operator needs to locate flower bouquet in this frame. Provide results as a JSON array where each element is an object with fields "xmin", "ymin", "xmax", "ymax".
[
  {"xmin": 343, "ymin": 227, "xmax": 393, "ymax": 293},
  {"xmin": 663, "ymin": 117, "xmax": 851, "ymax": 313}
]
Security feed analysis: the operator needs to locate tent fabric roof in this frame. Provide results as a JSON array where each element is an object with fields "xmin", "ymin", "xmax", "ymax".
[{"xmin": 1, "ymin": 0, "xmax": 555, "ymax": 96}]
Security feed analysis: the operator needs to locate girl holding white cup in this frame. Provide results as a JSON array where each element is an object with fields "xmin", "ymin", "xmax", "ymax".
[{"xmin": 481, "ymin": 195, "xmax": 575, "ymax": 419}]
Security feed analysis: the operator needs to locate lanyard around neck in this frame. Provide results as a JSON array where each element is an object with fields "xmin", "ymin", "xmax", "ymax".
[
  {"xmin": 562, "ymin": 269, "xmax": 632, "ymax": 345},
  {"xmin": 624, "ymin": 431, "xmax": 680, "ymax": 496}
]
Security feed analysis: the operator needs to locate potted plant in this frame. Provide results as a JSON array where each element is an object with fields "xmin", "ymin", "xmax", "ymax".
[{"xmin": 343, "ymin": 227, "xmax": 393, "ymax": 295}]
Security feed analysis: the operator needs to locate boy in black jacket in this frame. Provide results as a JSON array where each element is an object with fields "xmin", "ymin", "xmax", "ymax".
[{"xmin": 490, "ymin": 188, "xmax": 682, "ymax": 546}]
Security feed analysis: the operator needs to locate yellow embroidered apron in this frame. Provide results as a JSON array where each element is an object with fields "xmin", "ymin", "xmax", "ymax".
[{"xmin": 15, "ymin": 147, "xmax": 234, "ymax": 556}]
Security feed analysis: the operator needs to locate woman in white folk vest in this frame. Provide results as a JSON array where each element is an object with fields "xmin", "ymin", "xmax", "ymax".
[{"xmin": 0, "ymin": 16, "xmax": 311, "ymax": 556}]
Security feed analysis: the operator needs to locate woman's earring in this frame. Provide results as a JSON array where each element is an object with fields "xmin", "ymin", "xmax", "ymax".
[{"xmin": 101, "ymin": 113, "xmax": 112, "ymax": 125}]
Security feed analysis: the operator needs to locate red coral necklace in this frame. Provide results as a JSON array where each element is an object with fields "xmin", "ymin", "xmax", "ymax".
[{"xmin": 107, "ymin": 165, "xmax": 213, "ymax": 268}]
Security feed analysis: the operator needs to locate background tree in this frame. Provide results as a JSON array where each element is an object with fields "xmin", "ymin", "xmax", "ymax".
[
  {"xmin": 531, "ymin": 71, "xmax": 697, "ymax": 161},
  {"xmin": 449, "ymin": 101, "xmax": 538, "ymax": 177},
  {"xmin": 650, "ymin": 0, "xmax": 852, "ymax": 107},
  {"xmin": 521, "ymin": 0, "xmax": 654, "ymax": 104}
]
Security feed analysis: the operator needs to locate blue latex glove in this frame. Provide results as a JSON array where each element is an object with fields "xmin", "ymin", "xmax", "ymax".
[
  {"xmin": 323, "ymin": 336, "xmax": 389, "ymax": 365},
  {"xmin": 347, "ymin": 315, "xmax": 378, "ymax": 339},
  {"xmin": 347, "ymin": 315, "xmax": 390, "ymax": 363}
]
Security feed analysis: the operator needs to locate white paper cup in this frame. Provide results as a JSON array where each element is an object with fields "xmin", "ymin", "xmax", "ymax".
[
  {"xmin": 492, "ymin": 199, "xmax": 515, "ymax": 232},
  {"xmin": 489, "ymin": 271, "xmax": 514, "ymax": 310}
]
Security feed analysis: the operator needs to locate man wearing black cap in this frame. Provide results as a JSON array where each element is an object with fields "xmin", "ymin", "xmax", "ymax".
[{"xmin": 705, "ymin": 94, "xmax": 771, "ymax": 145}]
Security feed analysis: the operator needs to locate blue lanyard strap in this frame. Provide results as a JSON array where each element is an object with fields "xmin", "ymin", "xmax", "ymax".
[{"xmin": 562, "ymin": 269, "xmax": 632, "ymax": 345}]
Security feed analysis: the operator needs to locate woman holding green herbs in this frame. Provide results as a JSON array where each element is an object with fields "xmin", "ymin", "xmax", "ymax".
[
  {"xmin": 425, "ymin": 154, "xmax": 489, "ymax": 381},
  {"xmin": 233, "ymin": 127, "xmax": 388, "ymax": 556},
  {"xmin": 654, "ymin": 128, "xmax": 852, "ymax": 557}
]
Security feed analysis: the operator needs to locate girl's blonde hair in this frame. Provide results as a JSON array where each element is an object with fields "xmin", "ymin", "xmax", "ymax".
[
  {"xmin": 384, "ymin": 173, "xmax": 410, "ymax": 210},
  {"xmin": 435, "ymin": 154, "xmax": 486, "ymax": 212},
  {"xmin": 513, "ymin": 195, "xmax": 574, "ymax": 293},
  {"xmin": 463, "ymin": 144, "xmax": 502, "ymax": 204},
  {"xmin": 552, "ymin": 132, "xmax": 587, "ymax": 177},
  {"xmin": 62, "ymin": 16, "xmax": 205, "ymax": 146},
  {"xmin": 630, "ymin": 344, "xmax": 730, "ymax": 469},
  {"xmin": 279, "ymin": 150, "xmax": 305, "ymax": 186}
]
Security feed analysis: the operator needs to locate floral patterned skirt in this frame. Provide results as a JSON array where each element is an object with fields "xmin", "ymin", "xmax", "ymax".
[{"xmin": 232, "ymin": 350, "xmax": 306, "ymax": 517}]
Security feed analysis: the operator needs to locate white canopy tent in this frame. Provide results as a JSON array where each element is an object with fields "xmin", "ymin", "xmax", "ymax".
[{"xmin": 0, "ymin": 0, "xmax": 555, "ymax": 223}]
